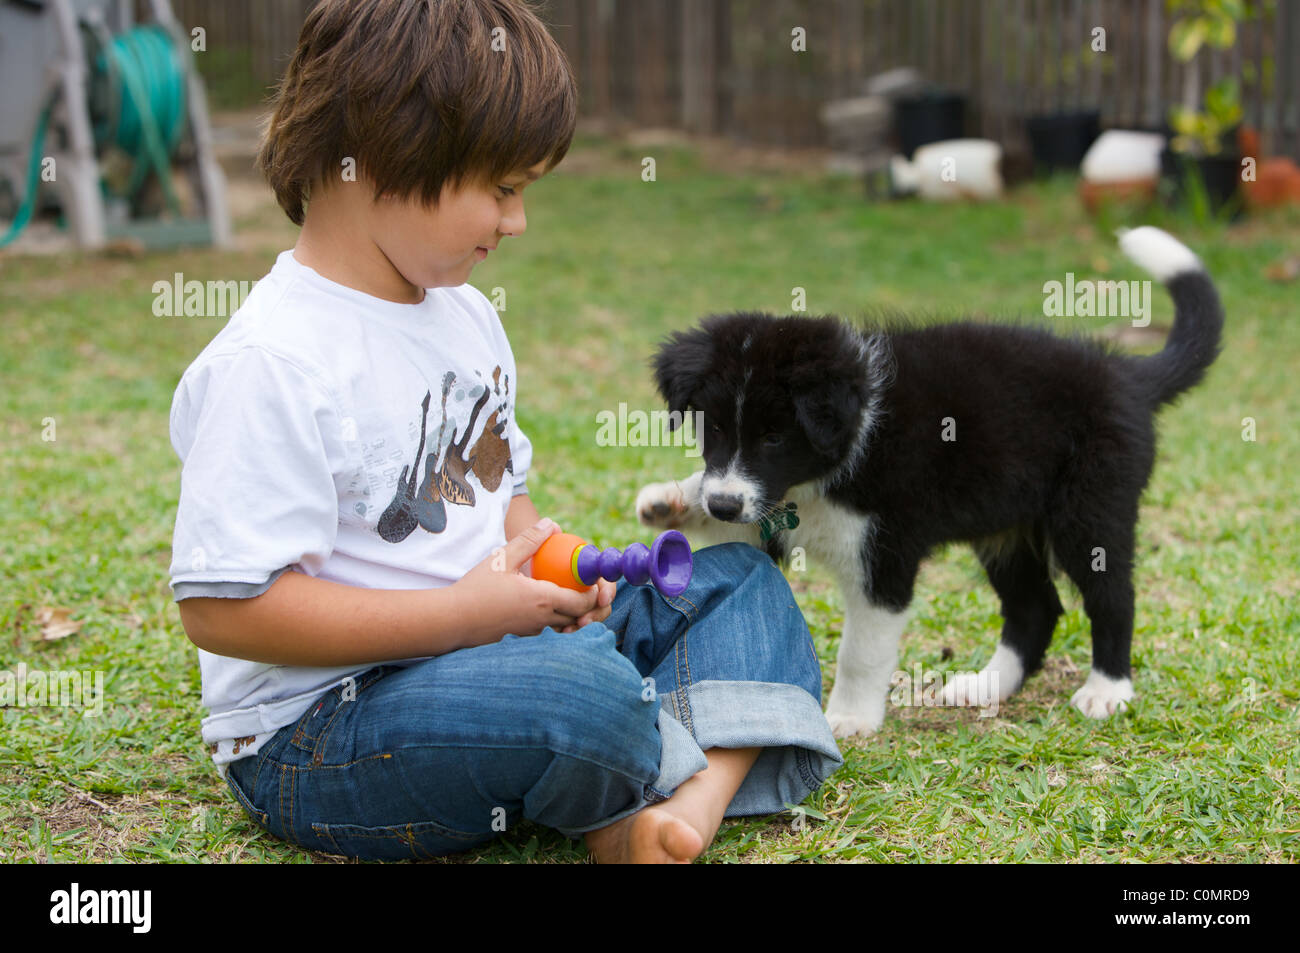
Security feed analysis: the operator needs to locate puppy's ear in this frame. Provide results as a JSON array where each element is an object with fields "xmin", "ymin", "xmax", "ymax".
[
  {"xmin": 793, "ymin": 362, "xmax": 866, "ymax": 458},
  {"xmin": 652, "ymin": 326, "xmax": 714, "ymax": 429}
]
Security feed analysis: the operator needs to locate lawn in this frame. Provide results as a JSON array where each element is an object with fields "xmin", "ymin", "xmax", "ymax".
[{"xmin": 1, "ymin": 132, "xmax": 1297, "ymax": 862}]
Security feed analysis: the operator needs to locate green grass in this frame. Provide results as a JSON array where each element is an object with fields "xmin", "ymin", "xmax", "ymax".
[{"xmin": 1, "ymin": 133, "xmax": 1297, "ymax": 862}]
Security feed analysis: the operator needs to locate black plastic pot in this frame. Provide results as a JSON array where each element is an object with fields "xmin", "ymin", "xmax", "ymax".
[
  {"xmin": 893, "ymin": 91, "xmax": 966, "ymax": 158},
  {"xmin": 1160, "ymin": 142, "xmax": 1244, "ymax": 221},
  {"xmin": 1024, "ymin": 110, "xmax": 1100, "ymax": 174}
]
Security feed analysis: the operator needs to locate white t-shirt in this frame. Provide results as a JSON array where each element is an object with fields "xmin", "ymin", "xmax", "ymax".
[{"xmin": 168, "ymin": 250, "xmax": 532, "ymax": 778}]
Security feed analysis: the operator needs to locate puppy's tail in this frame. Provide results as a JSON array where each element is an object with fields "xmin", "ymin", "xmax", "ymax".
[{"xmin": 1118, "ymin": 226, "xmax": 1224, "ymax": 407}]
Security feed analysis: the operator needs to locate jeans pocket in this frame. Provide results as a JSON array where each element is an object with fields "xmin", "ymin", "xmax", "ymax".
[
  {"xmin": 310, "ymin": 819, "xmax": 487, "ymax": 861},
  {"xmin": 286, "ymin": 667, "xmax": 390, "ymax": 761}
]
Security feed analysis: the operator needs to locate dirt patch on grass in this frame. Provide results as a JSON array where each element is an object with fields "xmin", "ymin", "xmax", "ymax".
[{"xmin": 22, "ymin": 784, "xmax": 164, "ymax": 861}]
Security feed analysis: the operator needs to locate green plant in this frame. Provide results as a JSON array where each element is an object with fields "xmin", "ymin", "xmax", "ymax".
[
  {"xmin": 1165, "ymin": 0, "xmax": 1261, "ymax": 155},
  {"xmin": 1169, "ymin": 77, "xmax": 1242, "ymax": 157}
]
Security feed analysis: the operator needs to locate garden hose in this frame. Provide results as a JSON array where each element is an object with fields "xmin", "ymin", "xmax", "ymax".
[
  {"xmin": 1, "ymin": 23, "xmax": 189, "ymax": 248},
  {"xmin": 0, "ymin": 87, "xmax": 57, "ymax": 247}
]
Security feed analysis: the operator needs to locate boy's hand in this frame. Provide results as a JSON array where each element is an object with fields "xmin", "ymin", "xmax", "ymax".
[
  {"xmin": 456, "ymin": 518, "xmax": 600, "ymax": 640},
  {"xmin": 558, "ymin": 577, "xmax": 616, "ymax": 633}
]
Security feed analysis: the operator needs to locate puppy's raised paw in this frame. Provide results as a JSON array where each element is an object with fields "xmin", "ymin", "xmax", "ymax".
[{"xmin": 635, "ymin": 481, "xmax": 691, "ymax": 528}]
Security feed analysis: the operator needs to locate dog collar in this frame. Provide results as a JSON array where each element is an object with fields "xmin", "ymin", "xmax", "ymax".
[{"xmin": 759, "ymin": 502, "xmax": 800, "ymax": 542}]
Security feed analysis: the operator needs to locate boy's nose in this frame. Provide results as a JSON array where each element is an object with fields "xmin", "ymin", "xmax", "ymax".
[
  {"xmin": 503, "ymin": 214, "xmax": 525, "ymax": 238},
  {"xmin": 501, "ymin": 203, "xmax": 526, "ymax": 238}
]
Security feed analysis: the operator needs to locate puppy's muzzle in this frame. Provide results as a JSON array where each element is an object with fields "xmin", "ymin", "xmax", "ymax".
[{"xmin": 706, "ymin": 494, "xmax": 744, "ymax": 522}]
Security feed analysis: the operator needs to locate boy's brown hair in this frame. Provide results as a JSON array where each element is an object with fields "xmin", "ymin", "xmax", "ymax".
[{"xmin": 257, "ymin": 0, "xmax": 577, "ymax": 225}]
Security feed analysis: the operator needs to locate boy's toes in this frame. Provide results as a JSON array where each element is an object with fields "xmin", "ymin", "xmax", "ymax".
[{"xmin": 645, "ymin": 812, "xmax": 703, "ymax": 863}]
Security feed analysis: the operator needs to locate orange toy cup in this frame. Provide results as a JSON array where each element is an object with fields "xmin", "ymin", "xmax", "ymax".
[{"xmin": 530, "ymin": 533, "xmax": 591, "ymax": 591}]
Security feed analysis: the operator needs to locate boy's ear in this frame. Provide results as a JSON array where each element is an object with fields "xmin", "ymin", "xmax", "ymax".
[{"xmin": 652, "ymin": 326, "xmax": 714, "ymax": 429}]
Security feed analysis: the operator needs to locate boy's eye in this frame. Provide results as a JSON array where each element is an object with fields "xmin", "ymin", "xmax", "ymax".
[{"xmin": 497, "ymin": 185, "xmax": 517, "ymax": 197}]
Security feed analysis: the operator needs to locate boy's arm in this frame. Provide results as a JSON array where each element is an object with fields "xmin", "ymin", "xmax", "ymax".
[
  {"xmin": 505, "ymin": 492, "xmax": 542, "ymax": 540},
  {"xmin": 178, "ymin": 518, "xmax": 599, "ymax": 666},
  {"xmin": 179, "ymin": 572, "xmax": 474, "ymax": 666}
]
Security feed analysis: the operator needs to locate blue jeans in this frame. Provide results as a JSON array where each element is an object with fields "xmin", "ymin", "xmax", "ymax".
[{"xmin": 223, "ymin": 543, "xmax": 843, "ymax": 860}]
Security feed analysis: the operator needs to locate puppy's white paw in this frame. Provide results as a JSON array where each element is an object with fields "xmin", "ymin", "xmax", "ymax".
[
  {"xmin": 825, "ymin": 708, "xmax": 882, "ymax": 740},
  {"xmin": 939, "ymin": 644, "xmax": 1023, "ymax": 708},
  {"xmin": 635, "ymin": 480, "xmax": 691, "ymax": 528},
  {"xmin": 940, "ymin": 671, "xmax": 997, "ymax": 708},
  {"xmin": 1071, "ymin": 671, "xmax": 1135, "ymax": 718}
]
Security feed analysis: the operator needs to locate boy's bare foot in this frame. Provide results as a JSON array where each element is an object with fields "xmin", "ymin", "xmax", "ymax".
[
  {"xmin": 583, "ymin": 745, "xmax": 761, "ymax": 864},
  {"xmin": 585, "ymin": 806, "xmax": 704, "ymax": 863}
]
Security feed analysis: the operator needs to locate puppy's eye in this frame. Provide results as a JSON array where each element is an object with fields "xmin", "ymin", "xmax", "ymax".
[{"xmin": 762, "ymin": 433, "xmax": 784, "ymax": 448}]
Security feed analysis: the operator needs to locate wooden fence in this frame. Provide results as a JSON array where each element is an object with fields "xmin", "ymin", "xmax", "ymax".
[
  {"xmin": 156, "ymin": 0, "xmax": 1300, "ymax": 159},
  {"xmin": 162, "ymin": 0, "xmax": 318, "ymax": 110}
]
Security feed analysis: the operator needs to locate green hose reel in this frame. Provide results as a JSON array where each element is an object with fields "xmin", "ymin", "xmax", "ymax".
[
  {"xmin": 90, "ymin": 23, "xmax": 189, "ymax": 212},
  {"xmin": 2, "ymin": 22, "xmax": 190, "ymax": 247}
]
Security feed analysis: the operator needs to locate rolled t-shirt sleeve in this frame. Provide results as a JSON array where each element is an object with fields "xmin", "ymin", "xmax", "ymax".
[
  {"xmin": 510, "ymin": 413, "xmax": 533, "ymax": 496},
  {"xmin": 169, "ymin": 347, "xmax": 345, "ymax": 599},
  {"xmin": 462, "ymin": 284, "xmax": 533, "ymax": 497}
]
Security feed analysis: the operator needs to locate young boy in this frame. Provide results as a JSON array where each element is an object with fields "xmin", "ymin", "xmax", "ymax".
[{"xmin": 168, "ymin": 0, "xmax": 841, "ymax": 863}]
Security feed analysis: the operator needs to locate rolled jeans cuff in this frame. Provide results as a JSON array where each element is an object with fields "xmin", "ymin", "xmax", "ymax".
[{"xmin": 557, "ymin": 679, "xmax": 843, "ymax": 837}]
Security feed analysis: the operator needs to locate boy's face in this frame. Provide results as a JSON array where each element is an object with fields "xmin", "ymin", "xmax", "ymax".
[{"xmin": 373, "ymin": 159, "xmax": 547, "ymax": 294}]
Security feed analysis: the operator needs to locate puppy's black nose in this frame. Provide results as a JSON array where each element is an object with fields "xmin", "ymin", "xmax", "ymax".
[{"xmin": 707, "ymin": 494, "xmax": 743, "ymax": 521}]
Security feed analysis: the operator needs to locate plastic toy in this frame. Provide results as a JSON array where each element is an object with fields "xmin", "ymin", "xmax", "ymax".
[{"xmin": 531, "ymin": 530, "xmax": 692, "ymax": 597}]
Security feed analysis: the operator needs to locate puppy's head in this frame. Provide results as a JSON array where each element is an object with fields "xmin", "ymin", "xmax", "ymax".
[{"xmin": 654, "ymin": 312, "xmax": 876, "ymax": 522}]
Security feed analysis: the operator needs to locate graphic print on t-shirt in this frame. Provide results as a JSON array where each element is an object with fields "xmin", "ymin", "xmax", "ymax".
[{"xmin": 377, "ymin": 365, "xmax": 514, "ymax": 543}]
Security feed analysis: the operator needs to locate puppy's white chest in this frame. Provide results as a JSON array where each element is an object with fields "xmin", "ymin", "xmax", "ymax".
[{"xmin": 781, "ymin": 488, "xmax": 873, "ymax": 581}]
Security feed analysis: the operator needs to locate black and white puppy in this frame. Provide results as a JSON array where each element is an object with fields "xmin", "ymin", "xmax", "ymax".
[{"xmin": 636, "ymin": 227, "xmax": 1223, "ymax": 738}]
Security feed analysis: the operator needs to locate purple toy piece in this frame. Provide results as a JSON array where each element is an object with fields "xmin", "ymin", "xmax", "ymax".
[{"xmin": 574, "ymin": 530, "xmax": 693, "ymax": 597}]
